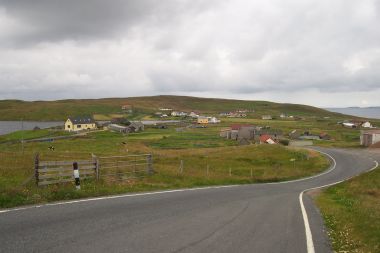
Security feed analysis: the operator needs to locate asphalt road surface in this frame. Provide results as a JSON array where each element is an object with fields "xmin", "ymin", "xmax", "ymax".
[{"xmin": 1, "ymin": 148, "xmax": 379, "ymax": 253}]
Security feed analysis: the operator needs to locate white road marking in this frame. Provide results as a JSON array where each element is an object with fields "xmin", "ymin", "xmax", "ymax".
[{"xmin": 299, "ymin": 155, "xmax": 379, "ymax": 253}]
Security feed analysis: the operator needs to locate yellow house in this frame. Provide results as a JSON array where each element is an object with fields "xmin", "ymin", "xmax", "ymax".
[
  {"xmin": 65, "ymin": 117, "xmax": 96, "ymax": 132},
  {"xmin": 197, "ymin": 116, "xmax": 209, "ymax": 124}
]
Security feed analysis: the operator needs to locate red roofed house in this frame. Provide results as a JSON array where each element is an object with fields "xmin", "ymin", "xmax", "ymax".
[{"xmin": 260, "ymin": 134, "xmax": 276, "ymax": 144}]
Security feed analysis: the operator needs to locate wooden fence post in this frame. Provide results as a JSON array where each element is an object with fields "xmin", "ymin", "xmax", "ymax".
[
  {"xmin": 92, "ymin": 153, "xmax": 100, "ymax": 181},
  {"xmin": 146, "ymin": 154, "xmax": 153, "ymax": 174},
  {"xmin": 179, "ymin": 160, "xmax": 184, "ymax": 174},
  {"xmin": 34, "ymin": 153, "xmax": 39, "ymax": 186}
]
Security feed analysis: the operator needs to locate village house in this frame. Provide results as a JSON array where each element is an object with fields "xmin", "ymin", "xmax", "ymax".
[
  {"xmin": 189, "ymin": 112, "xmax": 199, "ymax": 118},
  {"xmin": 64, "ymin": 117, "xmax": 96, "ymax": 132},
  {"xmin": 342, "ymin": 122, "xmax": 357, "ymax": 128},
  {"xmin": 360, "ymin": 130, "xmax": 380, "ymax": 147},
  {"xmin": 261, "ymin": 115, "xmax": 273, "ymax": 120},
  {"xmin": 361, "ymin": 121, "xmax": 372, "ymax": 128},
  {"xmin": 208, "ymin": 117, "xmax": 220, "ymax": 124},
  {"xmin": 121, "ymin": 104, "xmax": 133, "ymax": 113},
  {"xmin": 171, "ymin": 111, "xmax": 188, "ymax": 117},
  {"xmin": 253, "ymin": 129, "xmax": 282, "ymax": 142},
  {"xmin": 197, "ymin": 116, "xmax": 209, "ymax": 124},
  {"xmin": 130, "ymin": 121, "xmax": 144, "ymax": 132},
  {"xmin": 259, "ymin": 135, "xmax": 276, "ymax": 144},
  {"xmin": 108, "ymin": 121, "xmax": 144, "ymax": 133},
  {"xmin": 108, "ymin": 124, "xmax": 129, "ymax": 133},
  {"xmin": 221, "ymin": 124, "xmax": 282, "ymax": 145}
]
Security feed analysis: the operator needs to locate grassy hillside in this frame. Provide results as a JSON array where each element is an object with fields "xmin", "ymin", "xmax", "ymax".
[{"xmin": 0, "ymin": 95, "xmax": 345, "ymax": 121}]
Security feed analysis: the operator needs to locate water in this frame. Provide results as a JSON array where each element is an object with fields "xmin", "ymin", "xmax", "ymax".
[
  {"xmin": 326, "ymin": 107, "xmax": 380, "ymax": 119},
  {"xmin": 0, "ymin": 121, "xmax": 63, "ymax": 135}
]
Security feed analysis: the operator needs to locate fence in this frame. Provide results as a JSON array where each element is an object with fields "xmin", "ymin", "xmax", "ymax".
[
  {"xmin": 34, "ymin": 153, "xmax": 153, "ymax": 186},
  {"xmin": 97, "ymin": 154, "xmax": 153, "ymax": 181},
  {"xmin": 34, "ymin": 154, "xmax": 97, "ymax": 186}
]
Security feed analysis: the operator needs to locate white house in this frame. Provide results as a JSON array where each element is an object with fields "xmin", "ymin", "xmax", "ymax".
[
  {"xmin": 171, "ymin": 111, "xmax": 180, "ymax": 116},
  {"xmin": 362, "ymin": 121, "xmax": 372, "ymax": 128},
  {"xmin": 64, "ymin": 117, "xmax": 96, "ymax": 132},
  {"xmin": 208, "ymin": 117, "xmax": 221, "ymax": 124},
  {"xmin": 343, "ymin": 122, "xmax": 356, "ymax": 128},
  {"xmin": 189, "ymin": 112, "xmax": 199, "ymax": 118}
]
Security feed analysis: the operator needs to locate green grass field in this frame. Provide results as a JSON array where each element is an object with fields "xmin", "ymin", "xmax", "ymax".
[
  {"xmin": 316, "ymin": 167, "xmax": 380, "ymax": 252},
  {"xmin": 0, "ymin": 125, "xmax": 329, "ymax": 208}
]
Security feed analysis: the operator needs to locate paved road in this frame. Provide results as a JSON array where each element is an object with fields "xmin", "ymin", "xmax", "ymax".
[{"xmin": 0, "ymin": 148, "xmax": 379, "ymax": 253}]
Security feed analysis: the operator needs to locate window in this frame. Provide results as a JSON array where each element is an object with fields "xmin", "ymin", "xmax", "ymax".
[
  {"xmin": 67, "ymin": 125, "xmax": 71, "ymax": 128},
  {"xmin": 77, "ymin": 124, "xmax": 81, "ymax": 128}
]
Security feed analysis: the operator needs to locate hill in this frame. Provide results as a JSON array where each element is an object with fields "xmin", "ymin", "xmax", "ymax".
[{"xmin": 0, "ymin": 95, "xmax": 347, "ymax": 121}]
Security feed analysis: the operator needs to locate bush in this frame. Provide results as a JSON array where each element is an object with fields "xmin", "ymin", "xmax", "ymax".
[{"xmin": 279, "ymin": 139, "xmax": 289, "ymax": 146}]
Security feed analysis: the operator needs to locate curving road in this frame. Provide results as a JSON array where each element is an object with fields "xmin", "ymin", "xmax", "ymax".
[{"xmin": 0, "ymin": 148, "xmax": 379, "ymax": 253}]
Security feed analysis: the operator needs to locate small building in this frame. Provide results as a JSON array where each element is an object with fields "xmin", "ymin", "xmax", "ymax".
[
  {"xmin": 121, "ymin": 104, "xmax": 133, "ymax": 113},
  {"xmin": 360, "ymin": 130, "xmax": 380, "ymax": 147},
  {"xmin": 108, "ymin": 124, "xmax": 129, "ymax": 133},
  {"xmin": 220, "ymin": 128, "xmax": 232, "ymax": 138},
  {"xmin": 289, "ymin": 130, "xmax": 301, "ymax": 139},
  {"xmin": 189, "ymin": 112, "xmax": 199, "ymax": 118},
  {"xmin": 237, "ymin": 126, "xmax": 257, "ymax": 141},
  {"xmin": 262, "ymin": 115, "xmax": 273, "ymax": 120},
  {"xmin": 260, "ymin": 135, "xmax": 276, "ymax": 144},
  {"xmin": 130, "ymin": 121, "xmax": 144, "ymax": 132},
  {"xmin": 64, "ymin": 117, "xmax": 96, "ymax": 132},
  {"xmin": 254, "ymin": 129, "xmax": 282, "ymax": 142},
  {"xmin": 362, "ymin": 121, "xmax": 372, "ymax": 128},
  {"xmin": 197, "ymin": 116, "xmax": 209, "ymax": 124},
  {"xmin": 343, "ymin": 122, "xmax": 356, "ymax": 128},
  {"xmin": 208, "ymin": 117, "xmax": 220, "ymax": 124}
]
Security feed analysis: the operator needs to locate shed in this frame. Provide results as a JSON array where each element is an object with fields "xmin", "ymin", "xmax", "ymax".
[{"xmin": 360, "ymin": 130, "xmax": 380, "ymax": 147}]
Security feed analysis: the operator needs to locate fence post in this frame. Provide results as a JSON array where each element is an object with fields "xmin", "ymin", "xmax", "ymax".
[
  {"xmin": 34, "ymin": 153, "xmax": 39, "ymax": 186},
  {"xmin": 179, "ymin": 160, "xmax": 184, "ymax": 174},
  {"xmin": 73, "ymin": 162, "xmax": 81, "ymax": 190},
  {"xmin": 146, "ymin": 154, "xmax": 153, "ymax": 174},
  {"xmin": 92, "ymin": 153, "xmax": 100, "ymax": 181}
]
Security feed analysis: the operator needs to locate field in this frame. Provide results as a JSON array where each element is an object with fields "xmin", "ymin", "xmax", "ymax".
[
  {"xmin": 0, "ymin": 124, "xmax": 329, "ymax": 208},
  {"xmin": 316, "ymin": 165, "xmax": 380, "ymax": 252}
]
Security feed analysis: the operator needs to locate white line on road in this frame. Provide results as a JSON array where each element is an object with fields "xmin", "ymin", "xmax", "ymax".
[{"xmin": 299, "ymin": 155, "xmax": 378, "ymax": 253}]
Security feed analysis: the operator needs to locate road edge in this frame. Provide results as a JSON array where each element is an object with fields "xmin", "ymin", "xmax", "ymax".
[{"xmin": 299, "ymin": 149, "xmax": 379, "ymax": 253}]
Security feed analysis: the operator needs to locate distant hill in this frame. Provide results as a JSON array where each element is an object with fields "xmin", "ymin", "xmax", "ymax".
[
  {"xmin": 326, "ymin": 107, "xmax": 380, "ymax": 119},
  {"xmin": 0, "ymin": 95, "xmax": 346, "ymax": 121}
]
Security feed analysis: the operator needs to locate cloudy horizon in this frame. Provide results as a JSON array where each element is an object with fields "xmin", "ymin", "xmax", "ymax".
[{"xmin": 0, "ymin": 0, "xmax": 379, "ymax": 107}]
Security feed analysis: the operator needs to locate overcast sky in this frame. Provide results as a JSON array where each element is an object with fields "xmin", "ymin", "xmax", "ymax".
[{"xmin": 0, "ymin": 0, "xmax": 379, "ymax": 107}]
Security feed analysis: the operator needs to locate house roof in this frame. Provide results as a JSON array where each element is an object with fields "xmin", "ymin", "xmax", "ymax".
[
  {"xmin": 231, "ymin": 124, "xmax": 252, "ymax": 130},
  {"xmin": 259, "ymin": 134, "xmax": 272, "ymax": 142},
  {"xmin": 68, "ymin": 116, "xmax": 95, "ymax": 124}
]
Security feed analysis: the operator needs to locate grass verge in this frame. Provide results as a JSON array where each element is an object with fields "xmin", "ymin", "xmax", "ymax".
[{"xmin": 316, "ymin": 166, "xmax": 380, "ymax": 253}]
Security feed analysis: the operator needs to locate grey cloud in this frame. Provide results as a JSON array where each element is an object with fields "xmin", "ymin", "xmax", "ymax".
[
  {"xmin": 0, "ymin": 0, "xmax": 221, "ymax": 45},
  {"xmin": 0, "ymin": 0, "xmax": 379, "ymax": 107}
]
